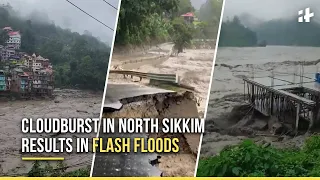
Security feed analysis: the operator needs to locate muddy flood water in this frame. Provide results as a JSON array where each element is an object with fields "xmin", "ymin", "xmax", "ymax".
[
  {"xmin": 0, "ymin": 89, "xmax": 102, "ymax": 175},
  {"xmin": 107, "ymin": 43, "xmax": 214, "ymax": 177},
  {"xmin": 201, "ymin": 46, "xmax": 320, "ymax": 158},
  {"xmin": 110, "ymin": 43, "xmax": 215, "ymax": 115}
]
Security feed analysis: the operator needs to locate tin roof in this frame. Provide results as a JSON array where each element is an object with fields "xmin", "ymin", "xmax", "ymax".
[{"xmin": 181, "ymin": 12, "xmax": 194, "ymax": 17}]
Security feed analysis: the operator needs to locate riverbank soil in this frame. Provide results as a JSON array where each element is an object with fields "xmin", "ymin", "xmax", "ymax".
[
  {"xmin": 0, "ymin": 89, "xmax": 102, "ymax": 175},
  {"xmin": 98, "ymin": 92, "xmax": 200, "ymax": 177},
  {"xmin": 201, "ymin": 46, "xmax": 320, "ymax": 159}
]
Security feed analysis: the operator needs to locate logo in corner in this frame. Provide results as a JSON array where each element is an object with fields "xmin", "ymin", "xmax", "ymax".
[{"xmin": 298, "ymin": 7, "xmax": 315, "ymax": 23}]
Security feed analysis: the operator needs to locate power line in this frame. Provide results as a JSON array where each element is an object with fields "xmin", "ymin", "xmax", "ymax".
[
  {"xmin": 102, "ymin": 0, "xmax": 118, "ymax": 10},
  {"xmin": 65, "ymin": 0, "xmax": 114, "ymax": 31}
]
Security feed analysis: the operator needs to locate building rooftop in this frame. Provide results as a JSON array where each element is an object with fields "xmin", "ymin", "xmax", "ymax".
[
  {"xmin": 20, "ymin": 72, "xmax": 29, "ymax": 77},
  {"xmin": 8, "ymin": 31, "xmax": 20, "ymax": 36},
  {"xmin": 181, "ymin": 12, "xmax": 194, "ymax": 17},
  {"xmin": 3, "ymin": 26, "xmax": 12, "ymax": 31}
]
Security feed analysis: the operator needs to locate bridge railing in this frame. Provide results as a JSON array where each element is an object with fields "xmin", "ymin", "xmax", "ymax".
[
  {"xmin": 109, "ymin": 70, "xmax": 195, "ymax": 91},
  {"xmin": 109, "ymin": 70, "xmax": 177, "ymax": 83}
]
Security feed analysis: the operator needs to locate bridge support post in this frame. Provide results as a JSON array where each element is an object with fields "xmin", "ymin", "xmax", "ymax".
[
  {"xmin": 251, "ymin": 84, "xmax": 255, "ymax": 105},
  {"xmin": 295, "ymin": 103, "xmax": 300, "ymax": 132},
  {"xmin": 270, "ymin": 92, "xmax": 274, "ymax": 115},
  {"xmin": 309, "ymin": 111, "xmax": 314, "ymax": 131}
]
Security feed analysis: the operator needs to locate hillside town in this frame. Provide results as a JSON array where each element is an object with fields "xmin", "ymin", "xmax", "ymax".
[{"xmin": 0, "ymin": 26, "xmax": 54, "ymax": 98}]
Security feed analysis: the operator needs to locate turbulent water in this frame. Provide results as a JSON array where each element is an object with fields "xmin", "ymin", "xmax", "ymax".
[
  {"xmin": 199, "ymin": 46, "xmax": 320, "ymax": 158},
  {"xmin": 0, "ymin": 89, "xmax": 102, "ymax": 175},
  {"xmin": 208, "ymin": 46, "xmax": 320, "ymax": 120}
]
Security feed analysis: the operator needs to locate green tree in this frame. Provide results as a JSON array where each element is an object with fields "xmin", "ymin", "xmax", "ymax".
[
  {"xmin": 197, "ymin": 136, "xmax": 320, "ymax": 177},
  {"xmin": 177, "ymin": 0, "xmax": 194, "ymax": 16},
  {"xmin": 115, "ymin": 0, "xmax": 179, "ymax": 45},
  {"xmin": 21, "ymin": 29, "xmax": 36, "ymax": 54},
  {"xmin": 219, "ymin": 16, "xmax": 258, "ymax": 47},
  {"xmin": 0, "ymin": 30, "xmax": 9, "ymax": 45},
  {"xmin": 197, "ymin": 0, "xmax": 223, "ymax": 39},
  {"xmin": 0, "ymin": 3, "xmax": 110, "ymax": 90},
  {"xmin": 172, "ymin": 17, "xmax": 194, "ymax": 54}
]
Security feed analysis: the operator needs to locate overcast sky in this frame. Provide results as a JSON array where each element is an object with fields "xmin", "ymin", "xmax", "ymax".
[
  {"xmin": 223, "ymin": 0, "xmax": 320, "ymax": 21},
  {"xmin": 1, "ymin": 0, "xmax": 120, "ymax": 45},
  {"xmin": 190, "ymin": 0, "xmax": 207, "ymax": 10}
]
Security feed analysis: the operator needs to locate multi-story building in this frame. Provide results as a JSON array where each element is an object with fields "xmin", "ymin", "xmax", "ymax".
[
  {"xmin": 10, "ymin": 68, "xmax": 31, "ymax": 96},
  {"xmin": 23, "ymin": 55, "xmax": 33, "ymax": 68},
  {"xmin": 1, "ymin": 48, "xmax": 15, "ymax": 61},
  {"xmin": 6, "ymin": 31, "xmax": 21, "ymax": 50},
  {"xmin": 23, "ymin": 54, "xmax": 50, "ymax": 71},
  {"xmin": 0, "ymin": 70, "xmax": 6, "ymax": 91},
  {"xmin": 0, "ymin": 49, "xmax": 54, "ymax": 98},
  {"xmin": 32, "ymin": 69, "xmax": 53, "ymax": 96},
  {"xmin": 36, "ymin": 55, "xmax": 50, "ymax": 68},
  {"xmin": 20, "ymin": 73, "xmax": 29, "ymax": 93},
  {"xmin": 3, "ymin": 27, "xmax": 21, "ymax": 50}
]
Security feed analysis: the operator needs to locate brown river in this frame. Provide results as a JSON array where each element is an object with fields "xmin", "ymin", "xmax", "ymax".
[
  {"xmin": 0, "ymin": 89, "xmax": 102, "ymax": 175},
  {"xmin": 201, "ymin": 46, "xmax": 320, "ymax": 158}
]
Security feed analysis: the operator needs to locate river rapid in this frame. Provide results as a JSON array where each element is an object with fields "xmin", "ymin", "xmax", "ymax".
[
  {"xmin": 0, "ymin": 89, "xmax": 102, "ymax": 175},
  {"xmin": 201, "ymin": 46, "xmax": 320, "ymax": 158}
]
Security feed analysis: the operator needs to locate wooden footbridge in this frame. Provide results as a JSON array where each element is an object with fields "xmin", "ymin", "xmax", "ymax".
[{"xmin": 243, "ymin": 73, "xmax": 320, "ymax": 131}]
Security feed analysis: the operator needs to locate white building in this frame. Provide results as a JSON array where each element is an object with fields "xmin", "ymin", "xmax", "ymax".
[
  {"xmin": 1, "ymin": 48, "xmax": 15, "ymax": 61},
  {"xmin": 31, "ymin": 53, "xmax": 42, "ymax": 71},
  {"xmin": 23, "ymin": 53, "xmax": 50, "ymax": 71},
  {"xmin": 6, "ymin": 31, "xmax": 21, "ymax": 49}
]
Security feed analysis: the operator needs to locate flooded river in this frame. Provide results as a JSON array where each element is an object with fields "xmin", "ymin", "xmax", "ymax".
[
  {"xmin": 0, "ymin": 89, "xmax": 102, "ymax": 175},
  {"xmin": 201, "ymin": 46, "xmax": 320, "ymax": 157},
  {"xmin": 208, "ymin": 46, "xmax": 320, "ymax": 119}
]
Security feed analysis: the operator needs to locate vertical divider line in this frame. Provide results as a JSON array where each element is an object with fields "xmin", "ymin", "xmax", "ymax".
[
  {"xmin": 193, "ymin": 0, "xmax": 227, "ymax": 177},
  {"xmin": 89, "ymin": 0, "xmax": 122, "ymax": 177}
]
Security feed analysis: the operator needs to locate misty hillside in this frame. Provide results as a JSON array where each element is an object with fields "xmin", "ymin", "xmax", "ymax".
[
  {"xmin": 0, "ymin": 6, "xmax": 110, "ymax": 90},
  {"xmin": 238, "ymin": 13, "xmax": 263, "ymax": 29},
  {"xmin": 255, "ymin": 18, "xmax": 320, "ymax": 46},
  {"xmin": 219, "ymin": 16, "xmax": 258, "ymax": 47},
  {"xmin": 220, "ymin": 12, "xmax": 320, "ymax": 47},
  {"xmin": 190, "ymin": 0, "xmax": 207, "ymax": 9}
]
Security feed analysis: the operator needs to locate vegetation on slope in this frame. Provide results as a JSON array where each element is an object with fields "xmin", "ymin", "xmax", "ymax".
[
  {"xmin": 255, "ymin": 19, "xmax": 320, "ymax": 46},
  {"xmin": 0, "ymin": 6, "xmax": 110, "ymax": 90},
  {"xmin": 197, "ymin": 135, "xmax": 320, "ymax": 177},
  {"xmin": 197, "ymin": 0, "xmax": 223, "ymax": 39},
  {"xmin": 219, "ymin": 16, "xmax": 258, "ymax": 47},
  {"xmin": 115, "ymin": 0, "xmax": 222, "ymax": 50},
  {"xmin": 28, "ymin": 161, "xmax": 90, "ymax": 177},
  {"xmin": 224, "ymin": 13, "xmax": 320, "ymax": 47}
]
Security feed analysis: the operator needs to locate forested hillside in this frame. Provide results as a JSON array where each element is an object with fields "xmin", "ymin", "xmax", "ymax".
[
  {"xmin": 115, "ymin": 0, "xmax": 222, "ymax": 46},
  {"xmin": 219, "ymin": 16, "xmax": 258, "ymax": 47},
  {"xmin": 221, "ymin": 13, "xmax": 320, "ymax": 47},
  {"xmin": 197, "ymin": 0, "xmax": 223, "ymax": 39},
  {"xmin": 255, "ymin": 19, "xmax": 320, "ymax": 46},
  {"xmin": 115, "ymin": 0, "xmax": 178, "ymax": 45},
  {"xmin": 0, "ymin": 6, "xmax": 110, "ymax": 90}
]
